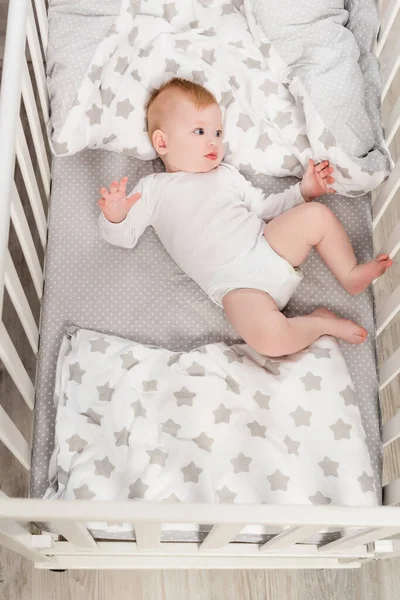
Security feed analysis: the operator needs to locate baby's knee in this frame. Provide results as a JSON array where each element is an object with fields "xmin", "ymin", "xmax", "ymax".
[
  {"xmin": 245, "ymin": 314, "xmax": 290, "ymax": 357},
  {"xmin": 302, "ymin": 201, "xmax": 333, "ymax": 224}
]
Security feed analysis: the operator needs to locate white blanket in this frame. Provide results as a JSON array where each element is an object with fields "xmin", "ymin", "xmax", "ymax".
[
  {"xmin": 45, "ymin": 327, "xmax": 377, "ymax": 535},
  {"xmin": 50, "ymin": 0, "xmax": 390, "ymax": 196}
]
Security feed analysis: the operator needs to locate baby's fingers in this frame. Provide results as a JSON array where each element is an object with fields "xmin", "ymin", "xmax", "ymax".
[
  {"xmin": 126, "ymin": 192, "xmax": 141, "ymax": 208},
  {"xmin": 326, "ymin": 187, "xmax": 337, "ymax": 194},
  {"xmin": 99, "ymin": 187, "xmax": 109, "ymax": 199},
  {"xmin": 119, "ymin": 176, "xmax": 128, "ymax": 195},
  {"xmin": 315, "ymin": 160, "xmax": 330, "ymax": 173}
]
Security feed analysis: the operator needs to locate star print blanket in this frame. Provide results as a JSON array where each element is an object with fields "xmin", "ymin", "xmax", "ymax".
[
  {"xmin": 44, "ymin": 326, "xmax": 377, "ymax": 536},
  {"xmin": 47, "ymin": 0, "xmax": 391, "ymax": 196}
]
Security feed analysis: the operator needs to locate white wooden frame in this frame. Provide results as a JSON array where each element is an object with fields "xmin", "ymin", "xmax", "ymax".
[{"xmin": 1, "ymin": 0, "xmax": 400, "ymax": 571}]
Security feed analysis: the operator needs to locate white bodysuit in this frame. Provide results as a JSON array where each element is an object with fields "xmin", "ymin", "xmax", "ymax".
[{"xmin": 99, "ymin": 163, "xmax": 305, "ymax": 309}]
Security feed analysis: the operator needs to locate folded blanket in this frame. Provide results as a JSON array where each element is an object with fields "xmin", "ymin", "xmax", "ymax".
[
  {"xmin": 44, "ymin": 326, "xmax": 377, "ymax": 535},
  {"xmin": 48, "ymin": 0, "xmax": 391, "ymax": 195}
]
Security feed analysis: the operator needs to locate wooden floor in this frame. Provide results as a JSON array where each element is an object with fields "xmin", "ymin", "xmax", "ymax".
[{"xmin": 2, "ymin": 1, "xmax": 400, "ymax": 598}]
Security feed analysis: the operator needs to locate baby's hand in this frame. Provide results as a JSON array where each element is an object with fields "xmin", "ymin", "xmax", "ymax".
[
  {"xmin": 299, "ymin": 159, "xmax": 336, "ymax": 202},
  {"xmin": 98, "ymin": 176, "xmax": 141, "ymax": 223}
]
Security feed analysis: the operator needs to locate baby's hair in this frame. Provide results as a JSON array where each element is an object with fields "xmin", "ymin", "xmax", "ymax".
[{"xmin": 146, "ymin": 77, "xmax": 217, "ymax": 138}]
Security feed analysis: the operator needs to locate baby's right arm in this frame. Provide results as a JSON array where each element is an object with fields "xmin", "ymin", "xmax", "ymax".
[{"xmin": 98, "ymin": 176, "xmax": 151, "ymax": 249}]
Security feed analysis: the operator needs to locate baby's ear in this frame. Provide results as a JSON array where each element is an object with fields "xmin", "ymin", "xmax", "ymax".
[{"xmin": 152, "ymin": 129, "xmax": 167, "ymax": 155}]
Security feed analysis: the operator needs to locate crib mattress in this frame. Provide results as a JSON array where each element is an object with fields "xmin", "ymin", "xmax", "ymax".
[{"xmin": 30, "ymin": 149, "xmax": 381, "ymax": 540}]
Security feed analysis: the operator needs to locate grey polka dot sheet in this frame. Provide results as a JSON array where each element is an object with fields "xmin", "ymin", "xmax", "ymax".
[{"xmin": 30, "ymin": 150, "xmax": 381, "ymax": 542}]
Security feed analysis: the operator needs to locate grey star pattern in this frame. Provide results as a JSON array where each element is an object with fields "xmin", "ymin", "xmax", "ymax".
[
  {"xmin": 300, "ymin": 371, "xmax": 322, "ymax": 391},
  {"xmin": 216, "ymin": 486, "xmax": 237, "ymax": 502},
  {"xmin": 220, "ymin": 90, "xmax": 235, "ymax": 109},
  {"xmin": 131, "ymin": 69, "xmax": 141, "ymax": 81},
  {"xmin": 142, "ymin": 380, "xmax": 158, "ymax": 392},
  {"xmin": 203, "ymin": 28, "xmax": 217, "ymax": 36},
  {"xmin": 229, "ymin": 40, "xmax": 244, "ymax": 49},
  {"xmin": 318, "ymin": 456, "xmax": 339, "ymax": 477},
  {"xmin": 237, "ymin": 113, "xmax": 255, "ymax": 132},
  {"xmin": 162, "ymin": 419, "xmax": 181, "ymax": 436},
  {"xmin": 199, "ymin": 0, "xmax": 213, "ymax": 6},
  {"xmin": 88, "ymin": 65, "xmax": 102, "ymax": 83},
  {"xmin": 222, "ymin": 3, "xmax": 235, "ymax": 15},
  {"xmin": 231, "ymin": 452, "xmax": 252, "ymax": 473},
  {"xmin": 193, "ymin": 432, "xmax": 214, "ymax": 453},
  {"xmin": 238, "ymin": 163, "xmax": 256, "ymax": 175},
  {"xmin": 116, "ymin": 98, "xmax": 134, "ymax": 119},
  {"xmin": 254, "ymin": 391, "xmax": 271, "ymax": 410},
  {"xmin": 340, "ymin": 385, "xmax": 357, "ymax": 406},
  {"xmin": 167, "ymin": 353, "xmax": 182, "ymax": 367},
  {"xmin": 229, "ymin": 75, "xmax": 239, "ymax": 88},
  {"xmin": 66, "ymin": 434, "xmax": 88, "ymax": 453},
  {"xmin": 192, "ymin": 70, "xmax": 209, "ymax": 85},
  {"xmin": 263, "ymin": 359, "xmax": 280, "ymax": 376},
  {"xmin": 224, "ymin": 141, "xmax": 232, "ymax": 156},
  {"xmin": 290, "ymin": 406, "xmax": 312, "ymax": 427},
  {"xmin": 187, "ymin": 361, "xmax": 205, "ymax": 376},
  {"xmin": 114, "ymin": 427, "xmax": 130, "ymax": 447},
  {"xmin": 224, "ymin": 348, "xmax": 243, "ymax": 363},
  {"xmin": 162, "ymin": 493, "xmax": 180, "ymax": 502},
  {"xmin": 243, "ymin": 57, "xmax": 262, "ymax": 69},
  {"xmin": 94, "ymin": 457, "xmax": 115, "ymax": 478},
  {"xmin": 139, "ymin": 46, "xmax": 153, "ymax": 58},
  {"xmin": 282, "ymin": 155, "xmax": 298, "ymax": 171},
  {"xmin": 259, "ymin": 42, "xmax": 271, "ymax": 57},
  {"xmin": 115, "ymin": 56, "xmax": 129, "ymax": 75},
  {"xmin": 232, "ymin": 0, "xmax": 244, "ymax": 7},
  {"xmin": 102, "ymin": 134, "xmax": 117, "ymax": 144},
  {"xmin": 247, "ymin": 420, "xmax": 267, "ymax": 438},
  {"xmin": 175, "ymin": 39, "xmax": 190, "ymax": 51},
  {"xmin": 174, "ymin": 387, "xmax": 196, "ymax": 406},
  {"xmin": 106, "ymin": 24, "xmax": 117, "ymax": 37},
  {"xmin": 166, "ymin": 59, "xmax": 179, "ymax": 74},
  {"xmin": 80, "ymin": 408, "xmax": 103, "ymax": 426},
  {"xmin": 101, "ymin": 87, "xmax": 116, "ymax": 108},
  {"xmin": 358, "ymin": 471, "xmax": 375, "ymax": 493},
  {"xmin": 163, "ymin": 2, "xmax": 178, "ymax": 20},
  {"xmin": 57, "ymin": 467, "xmax": 69, "ymax": 486},
  {"xmin": 128, "ymin": 27, "xmax": 139, "ymax": 46},
  {"xmin": 213, "ymin": 404, "xmax": 232, "ymax": 424},
  {"xmin": 226, "ymin": 375, "xmax": 240, "ymax": 394},
  {"xmin": 128, "ymin": 478, "xmax": 149, "ymax": 499},
  {"xmin": 131, "ymin": 399, "xmax": 147, "ymax": 418},
  {"xmin": 257, "ymin": 133, "xmax": 272, "ymax": 151},
  {"xmin": 86, "ymin": 104, "xmax": 102, "ymax": 126},
  {"xmin": 309, "ymin": 491, "xmax": 332, "ymax": 505},
  {"xmin": 181, "ymin": 462, "xmax": 203, "ymax": 483},
  {"xmin": 89, "ymin": 338, "xmax": 110, "ymax": 354},
  {"xmin": 97, "ymin": 382, "xmax": 115, "ymax": 402},
  {"xmin": 293, "ymin": 133, "xmax": 309, "ymax": 152},
  {"xmin": 274, "ymin": 111, "xmax": 293, "ymax": 127},
  {"xmin": 310, "ymin": 347, "xmax": 331, "ymax": 359},
  {"xmin": 69, "ymin": 362, "xmax": 85, "ymax": 383},
  {"xmin": 259, "ymin": 80, "xmax": 279, "ymax": 96},
  {"xmin": 319, "ymin": 128, "xmax": 336, "ymax": 150},
  {"xmin": 73, "ymin": 484, "xmax": 96, "ymax": 500},
  {"xmin": 202, "ymin": 49, "xmax": 216, "ymax": 65},
  {"xmin": 267, "ymin": 469, "xmax": 290, "ymax": 491},
  {"xmin": 147, "ymin": 449, "xmax": 169, "ymax": 466},
  {"xmin": 284, "ymin": 435, "xmax": 300, "ymax": 456},
  {"xmin": 189, "ymin": 20, "xmax": 200, "ymax": 29},
  {"xmin": 53, "ymin": 141, "xmax": 69, "ymax": 154},
  {"xmin": 120, "ymin": 351, "xmax": 139, "ymax": 370},
  {"xmin": 330, "ymin": 418, "xmax": 352, "ymax": 440}
]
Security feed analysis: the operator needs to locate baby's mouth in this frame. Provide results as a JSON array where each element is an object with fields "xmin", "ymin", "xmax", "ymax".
[{"xmin": 205, "ymin": 152, "xmax": 218, "ymax": 160}]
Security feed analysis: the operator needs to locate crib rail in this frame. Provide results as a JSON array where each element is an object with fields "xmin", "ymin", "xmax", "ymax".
[{"xmin": 1, "ymin": 0, "xmax": 400, "ymax": 571}]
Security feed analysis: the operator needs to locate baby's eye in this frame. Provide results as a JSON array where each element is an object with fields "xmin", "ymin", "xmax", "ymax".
[
  {"xmin": 216, "ymin": 130, "xmax": 223, "ymax": 138},
  {"xmin": 194, "ymin": 128, "xmax": 205, "ymax": 135}
]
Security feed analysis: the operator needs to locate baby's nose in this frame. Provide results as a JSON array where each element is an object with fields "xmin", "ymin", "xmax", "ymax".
[{"xmin": 209, "ymin": 139, "xmax": 216, "ymax": 146}]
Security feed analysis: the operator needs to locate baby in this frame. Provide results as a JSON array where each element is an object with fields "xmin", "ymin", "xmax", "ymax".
[{"xmin": 98, "ymin": 78, "xmax": 392, "ymax": 357}]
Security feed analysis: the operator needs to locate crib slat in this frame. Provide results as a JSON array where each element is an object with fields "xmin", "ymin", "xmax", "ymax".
[
  {"xmin": 4, "ymin": 250, "xmax": 39, "ymax": 355},
  {"xmin": 372, "ymin": 160, "xmax": 400, "ymax": 228},
  {"xmin": 384, "ymin": 93, "xmax": 400, "ymax": 146},
  {"xmin": 382, "ymin": 412, "xmax": 400, "ymax": 447},
  {"xmin": 21, "ymin": 59, "xmax": 51, "ymax": 200},
  {"xmin": 200, "ymin": 524, "xmax": 245, "ymax": 550},
  {"xmin": 381, "ymin": 36, "xmax": 400, "ymax": 101},
  {"xmin": 0, "ymin": 321, "xmax": 35, "ymax": 410},
  {"xmin": 0, "ymin": 404, "xmax": 31, "ymax": 470},
  {"xmin": 260, "ymin": 525, "xmax": 322, "ymax": 552},
  {"xmin": 52, "ymin": 521, "xmax": 98, "ymax": 551},
  {"xmin": 26, "ymin": 0, "xmax": 50, "ymax": 125},
  {"xmin": 376, "ymin": 282, "xmax": 400, "ymax": 335},
  {"xmin": 378, "ymin": 220, "xmax": 400, "ymax": 258},
  {"xmin": 376, "ymin": 0, "xmax": 400, "ymax": 57},
  {"xmin": 379, "ymin": 345, "xmax": 400, "ymax": 391},
  {"xmin": 16, "ymin": 118, "xmax": 47, "ymax": 247},
  {"xmin": 134, "ymin": 523, "xmax": 162, "ymax": 551},
  {"xmin": 32, "ymin": 0, "xmax": 49, "ymax": 55},
  {"xmin": 383, "ymin": 478, "xmax": 400, "ymax": 505},
  {"xmin": 318, "ymin": 526, "xmax": 400, "ymax": 552},
  {"xmin": 10, "ymin": 182, "xmax": 43, "ymax": 300}
]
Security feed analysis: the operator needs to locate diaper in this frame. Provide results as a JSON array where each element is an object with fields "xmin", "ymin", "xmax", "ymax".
[{"xmin": 207, "ymin": 232, "xmax": 304, "ymax": 310}]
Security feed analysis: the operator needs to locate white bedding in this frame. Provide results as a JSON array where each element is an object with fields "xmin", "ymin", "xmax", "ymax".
[{"xmin": 44, "ymin": 326, "xmax": 377, "ymax": 535}]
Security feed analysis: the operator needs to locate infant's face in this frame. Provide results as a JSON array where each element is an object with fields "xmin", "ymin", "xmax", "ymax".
[{"xmin": 161, "ymin": 97, "xmax": 224, "ymax": 173}]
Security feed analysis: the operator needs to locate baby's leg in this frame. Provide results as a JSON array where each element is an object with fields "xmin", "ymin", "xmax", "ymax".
[
  {"xmin": 223, "ymin": 289, "xmax": 367, "ymax": 357},
  {"xmin": 264, "ymin": 202, "xmax": 392, "ymax": 295}
]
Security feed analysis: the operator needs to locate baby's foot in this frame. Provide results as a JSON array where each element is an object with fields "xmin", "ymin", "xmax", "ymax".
[
  {"xmin": 311, "ymin": 307, "xmax": 367, "ymax": 345},
  {"xmin": 345, "ymin": 254, "xmax": 393, "ymax": 296}
]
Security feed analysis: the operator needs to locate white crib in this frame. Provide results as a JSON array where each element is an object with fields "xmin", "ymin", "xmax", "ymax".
[{"xmin": 1, "ymin": 0, "xmax": 400, "ymax": 571}]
